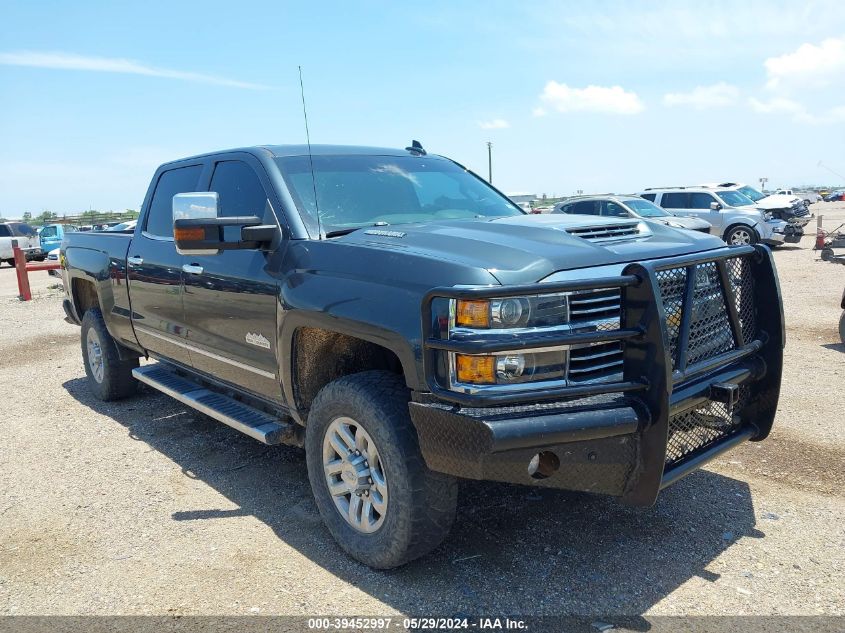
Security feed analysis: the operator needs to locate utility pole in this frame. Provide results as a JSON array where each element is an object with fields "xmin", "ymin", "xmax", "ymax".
[
  {"xmin": 486, "ymin": 141, "xmax": 493, "ymax": 184},
  {"xmin": 759, "ymin": 177, "xmax": 768, "ymax": 192}
]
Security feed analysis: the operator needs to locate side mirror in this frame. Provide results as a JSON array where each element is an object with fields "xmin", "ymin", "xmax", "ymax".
[
  {"xmin": 172, "ymin": 192, "xmax": 277, "ymax": 256},
  {"xmin": 710, "ymin": 201, "xmax": 723, "ymax": 211}
]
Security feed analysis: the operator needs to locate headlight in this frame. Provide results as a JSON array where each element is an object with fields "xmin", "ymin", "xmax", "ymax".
[
  {"xmin": 455, "ymin": 350, "xmax": 567, "ymax": 385},
  {"xmin": 456, "ymin": 294, "xmax": 568, "ymax": 329}
]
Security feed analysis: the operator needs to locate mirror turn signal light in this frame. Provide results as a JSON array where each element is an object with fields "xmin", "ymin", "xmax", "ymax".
[
  {"xmin": 455, "ymin": 354, "xmax": 496, "ymax": 384},
  {"xmin": 174, "ymin": 226, "xmax": 206, "ymax": 242},
  {"xmin": 456, "ymin": 299, "xmax": 490, "ymax": 328}
]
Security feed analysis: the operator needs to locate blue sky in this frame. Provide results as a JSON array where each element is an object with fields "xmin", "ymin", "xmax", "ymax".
[{"xmin": 1, "ymin": 0, "xmax": 844, "ymax": 217}]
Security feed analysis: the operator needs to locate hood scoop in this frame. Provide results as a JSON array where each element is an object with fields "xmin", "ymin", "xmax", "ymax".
[{"xmin": 563, "ymin": 220, "xmax": 649, "ymax": 243}]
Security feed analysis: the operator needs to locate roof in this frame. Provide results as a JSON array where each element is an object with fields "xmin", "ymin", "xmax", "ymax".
[{"xmin": 161, "ymin": 143, "xmax": 439, "ymax": 168}]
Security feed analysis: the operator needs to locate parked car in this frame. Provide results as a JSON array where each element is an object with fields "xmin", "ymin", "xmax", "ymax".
[
  {"xmin": 704, "ymin": 182, "xmax": 811, "ymax": 240},
  {"xmin": 840, "ymin": 287, "xmax": 845, "ymax": 345},
  {"xmin": 105, "ymin": 220, "xmax": 137, "ymax": 232},
  {"xmin": 39, "ymin": 223, "xmax": 78, "ymax": 254},
  {"xmin": 553, "ymin": 195, "xmax": 712, "ymax": 234},
  {"xmin": 62, "ymin": 143, "xmax": 784, "ymax": 568},
  {"xmin": 824, "ymin": 191, "xmax": 845, "ymax": 202},
  {"xmin": 46, "ymin": 247, "xmax": 62, "ymax": 277},
  {"xmin": 640, "ymin": 186, "xmax": 791, "ymax": 245},
  {"xmin": 0, "ymin": 221, "xmax": 43, "ymax": 266}
]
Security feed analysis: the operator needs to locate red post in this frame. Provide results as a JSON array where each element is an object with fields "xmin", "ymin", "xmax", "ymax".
[{"xmin": 13, "ymin": 242, "xmax": 32, "ymax": 301}]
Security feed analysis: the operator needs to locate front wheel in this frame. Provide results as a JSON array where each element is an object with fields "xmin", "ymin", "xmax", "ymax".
[
  {"xmin": 305, "ymin": 371, "xmax": 457, "ymax": 569},
  {"xmin": 81, "ymin": 308, "xmax": 139, "ymax": 401},
  {"xmin": 724, "ymin": 225, "xmax": 759, "ymax": 246}
]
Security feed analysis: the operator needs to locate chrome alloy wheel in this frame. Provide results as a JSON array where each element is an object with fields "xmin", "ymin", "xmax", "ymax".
[
  {"xmin": 86, "ymin": 327, "xmax": 104, "ymax": 383},
  {"xmin": 729, "ymin": 227, "xmax": 753, "ymax": 245},
  {"xmin": 322, "ymin": 416, "xmax": 388, "ymax": 533}
]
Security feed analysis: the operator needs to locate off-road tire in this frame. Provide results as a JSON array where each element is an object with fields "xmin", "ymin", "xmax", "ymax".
[
  {"xmin": 724, "ymin": 225, "xmax": 760, "ymax": 246},
  {"xmin": 839, "ymin": 310, "xmax": 845, "ymax": 345},
  {"xmin": 305, "ymin": 370, "xmax": 458, "ymax": 569},
  {"xmin": 81, "ymin": 308, "xmax": 139, "ymax": 401}
]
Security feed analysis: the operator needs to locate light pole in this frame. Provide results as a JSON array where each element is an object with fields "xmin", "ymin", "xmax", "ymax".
[
  {"xmin": 759, "ymin": 177, "xmax": 768, "ymax": 192},
  {"xmin": 486, "ymin": 141, "xmax": 493, "ymax": 184}
]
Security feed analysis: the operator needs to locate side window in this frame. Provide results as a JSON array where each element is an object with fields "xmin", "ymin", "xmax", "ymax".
[
  {"xmin": 640, "ymin": 193, "xmax": 656, "ymax": 202},
  {"xmin": 568, "ymin": 201, "xmax": 599, "ymax": 215},
  {"xmin": 689, "ymin": 192, "xmax": 716, "ymax": 209},
  {"xmin": 145, "ymin": 165, "xmax": 203, "ymax": 238},
  {"xmin": 0, "ymin": 225, "xmax": 11, "ymax": 237},
  {"xmin": 602, "ymin": 201, "xmax": 629, "ymax": 217},
  {"xmin": 209, "ymin": 161, "xmax": 268, "ymax": 218},
  {"xmin": 661, "ymin": 192, "xmax": 688, "ymax": 208}
]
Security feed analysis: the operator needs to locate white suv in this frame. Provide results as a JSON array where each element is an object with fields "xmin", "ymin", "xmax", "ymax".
[{"xmin": 639, "ymin": 186, "xmax": 789, "ymax": 246}]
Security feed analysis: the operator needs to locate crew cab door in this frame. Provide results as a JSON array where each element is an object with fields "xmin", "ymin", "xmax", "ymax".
[
  {"xmin": 127, "ymin": 164, "xmax": 202, "ymax": 367},
  {"xmin": 181, "ymin": 157, "xmax": 282, "ymax": 402}
]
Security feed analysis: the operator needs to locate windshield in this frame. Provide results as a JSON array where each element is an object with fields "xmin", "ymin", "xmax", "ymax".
[
  {"xmin": 40, "ymin": 226, "xmax": 58, "ymax": 238},
  {"xmin": 276, "ymin": 154, "xmax": 522, "ymax": 235},
  {"xmin": 624, "ymin": 198, "xmax": 671, "ymax": 218},
  {"xmin": 716, "ymin": 190, "xmax": 756, "ymax": 207},
  {"xmin": 737, "ymin": 185, "xmax": 765, "ymax": 202}
]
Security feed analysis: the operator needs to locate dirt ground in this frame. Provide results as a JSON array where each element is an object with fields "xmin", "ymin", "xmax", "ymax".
[{"xmin": 1, "ymin": 206, "xmax": 843, "ymax": 617}]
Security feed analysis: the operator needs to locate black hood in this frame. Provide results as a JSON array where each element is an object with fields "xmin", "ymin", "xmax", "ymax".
[{"xmin": 339, "ymin": 214, "xmax": 725, "ymax": 284}]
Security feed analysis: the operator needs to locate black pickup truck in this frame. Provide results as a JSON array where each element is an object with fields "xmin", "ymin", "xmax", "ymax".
[{"xmin": 62, "ymin": 143, "xmax": 784, "ymax": 568}]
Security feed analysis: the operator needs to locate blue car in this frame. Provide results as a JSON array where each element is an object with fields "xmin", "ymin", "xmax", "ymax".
[{"xmin": 39, "ymin": 223, "xmax": 78, "ymax": 254}]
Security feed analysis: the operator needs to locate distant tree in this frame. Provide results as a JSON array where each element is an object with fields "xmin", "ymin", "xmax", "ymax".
[
  {"xmin": 35, "ymin": 210, "xmax": 58, "ymax": 224},
  {"xmin": 22, "ymin": 211, "xmax": 32, "ymax": 222}
]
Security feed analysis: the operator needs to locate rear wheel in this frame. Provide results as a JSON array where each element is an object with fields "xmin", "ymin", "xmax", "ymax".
[
  {"xmin": 305, "ymin": 370, "xmax": 457, "ymax": 569},
  {"xmin": 839, "ymin": 311, "xmax": 845, "ymax": 345},
  {"xmin": 3, "ymin": 259, "xmax": 13, "ymax": 267},
  {"xmin": 81, "ymin": 308, "xmax": 139, "ymax": 401},
  {"xmin": 724, "ymin": 225, "xmax": 759, "ymax": 246}
]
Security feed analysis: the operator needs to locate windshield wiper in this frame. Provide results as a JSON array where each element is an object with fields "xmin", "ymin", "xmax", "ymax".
[{"xmin": 324, "ymin": 222, "xmax": 390, "ymax": 239}]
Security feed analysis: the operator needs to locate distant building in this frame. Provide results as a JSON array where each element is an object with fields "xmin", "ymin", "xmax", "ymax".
[{"xmin": 506, "ymin": 192, "xmax": 537, "ymax": 205}]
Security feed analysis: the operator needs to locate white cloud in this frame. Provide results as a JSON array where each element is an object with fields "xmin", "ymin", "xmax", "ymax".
[
  {"xmin": 538, "ymin": 81, "xmax": 644, "ymax": 115},
  {"xmin": 0, "ymin": 50, "xmax": 267, "ymax": 89},
  {"xmin": 749, "ymin": 97, "xmax": 845, "ymax": 124},
  {"xmin": 663, "ymin": 82, "xmax": 739, "ymax": 109},
  {"xmin": 764, "ymin": 37, "xmax": 845, "ymax": 89},
  {"xmin": 477, "ymin": 118, "xmax": 510, "ymax": 129},
  {"xmin": 532, "ymin": 106, "xmax": 547, "ymax": 117}
]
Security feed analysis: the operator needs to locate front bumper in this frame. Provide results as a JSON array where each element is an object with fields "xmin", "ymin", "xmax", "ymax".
[{"xmin": 411, "ymin": 245, "xmax": 783, "ymax": 506}]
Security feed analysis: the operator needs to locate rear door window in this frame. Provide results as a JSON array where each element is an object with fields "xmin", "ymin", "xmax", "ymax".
[
  {"xmin": 640, "ymin": 193, "xmax": 656, "ymax": 202},
  {"xmin": 567, "ymin": 201, "xmax": 599, "ymax": 215},
  {"xmin": 661, "ymin": 193, "xmax": 688, "ymax": 208},
  {"xmin": 145, "ymin": 165, "xmax": 203, "ymax": 238}
]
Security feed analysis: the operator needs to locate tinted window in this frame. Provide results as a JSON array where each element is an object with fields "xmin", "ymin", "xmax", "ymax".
[
  {"xmin": 209, "ymin": 161, "xmax": 268, "ymax": 218},
  {"xmin": 640, "ymin": 193, "xmax": 656, "ymax": 202},
  {"xmin": 661, "ymin": 193, "xmax": 688, "ymax": 208},
  {"xmin": 566, "ymin": 201, "xmax": 599, "ymax": 215},
  {"xmin": 0, "ymin": 225, "xmax": 10, "ymax": 237},
  {"xmin": 690, "ymin": 192, "xmax": 716, "ymax": 209},
  {"xmin": 145, "ymin": 165, "xmax": 203, "ymax": 237},
  {"xmin": 602, "ymin": 201, "xmax": 629, "ymax": 217},
  {"xmin": 13, "ymin": 223, "xmax": 35, "ymax": 236}
]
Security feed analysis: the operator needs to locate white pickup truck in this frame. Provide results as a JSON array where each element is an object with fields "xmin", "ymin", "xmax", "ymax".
[{"xmin": 0, "ymin": 222, "xmax": 43, "ymax": 266}]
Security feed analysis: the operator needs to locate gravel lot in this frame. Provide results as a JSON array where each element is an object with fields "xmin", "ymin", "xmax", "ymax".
[{"xmin": 1, "ymin": 205, "xmax": 843, "ymax": 618}]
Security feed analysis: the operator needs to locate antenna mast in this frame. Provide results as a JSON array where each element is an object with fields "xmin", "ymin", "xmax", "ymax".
[{"xmin": 298, "ymin": 66, "xmax": 322, "ymax": 238}]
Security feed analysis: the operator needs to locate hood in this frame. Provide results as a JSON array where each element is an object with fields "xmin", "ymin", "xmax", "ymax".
[
  {"xmin": 756, "ymin": 193, "xmax": 800, "ymax": 210},
  {"xmin": 338, "ymin": 214, "xmax": 725, "ymax": 285},
  {"xmin": 650, "ymin": 216, "xmax": 711, "ymax": 230}
]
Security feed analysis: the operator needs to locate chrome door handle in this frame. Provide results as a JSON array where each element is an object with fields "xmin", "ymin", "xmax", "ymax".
[
  {"xmin": 182, "ymin": 264, "xmax": 204, "ymax": 275},
  {"xmin": 127, "ymin": 256, "xmax": 143, "ymax": 266}
]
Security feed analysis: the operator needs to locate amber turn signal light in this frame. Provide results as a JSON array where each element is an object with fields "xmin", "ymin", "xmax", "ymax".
[
  {"xmin": 455, "ymin": 354, "xmax": 496, "ymax": 384},
  {"xmin": 174, "ymin": 227, "xmax": 206, "ymax": 242},
  {"xmin": 456, "ymin": 299, "xmax": 490, "ymax": 328}
]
